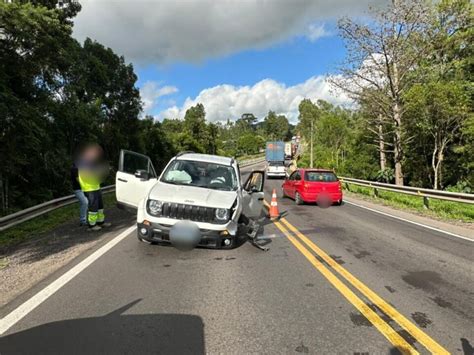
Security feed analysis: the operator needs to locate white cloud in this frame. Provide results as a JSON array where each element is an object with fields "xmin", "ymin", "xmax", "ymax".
[
  {"xmin": 305, "ymin": 23, "xmax": 331, "ymax": 42},
  {"xmin": 140, "ymin": 81, "xmax": 178, "ymax": 114},
  {"xmin": 158, "ymin": 76, "xmax": 352, "ymax": 123},
  {"xmin": 73, "ymin": 0, "xmax": 386, "ymax": 64}
]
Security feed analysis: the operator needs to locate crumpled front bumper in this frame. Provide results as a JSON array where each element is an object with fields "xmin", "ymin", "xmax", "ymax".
[{"xmin": 137, "ymin": 221, "xmax": 243, "ymax": 249}]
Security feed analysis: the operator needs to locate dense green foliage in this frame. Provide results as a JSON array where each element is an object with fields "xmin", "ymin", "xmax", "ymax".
[{"xmin": 297, "ymin": 0, "xmax": 473, "ymax": 192}]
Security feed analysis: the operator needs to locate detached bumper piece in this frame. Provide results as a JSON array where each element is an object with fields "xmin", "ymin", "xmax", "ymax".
[{"xmin": 137, "ymin": 222, "xmax": 235, "ymax": 249}]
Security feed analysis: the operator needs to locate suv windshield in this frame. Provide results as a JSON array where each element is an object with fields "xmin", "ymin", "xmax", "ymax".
[
  {"xmin": 305, "ymin": 171, "xmax": 338, "ymax": 182},
  {"xmin": 160, "ymin": 159, "xmax": 238, "ymax": 191}
]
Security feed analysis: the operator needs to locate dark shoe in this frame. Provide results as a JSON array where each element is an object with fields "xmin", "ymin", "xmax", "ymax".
[{"xmin": 80, "ymin": 222, "xmax": 88, "ymax": 227}]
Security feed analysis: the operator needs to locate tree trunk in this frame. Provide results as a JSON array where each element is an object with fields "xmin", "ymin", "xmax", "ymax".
[
  {"xmin": 393, "ymin": 102, "xmax": 404, "ymax": 185},
  {"xmin": 392, "ymin": 57, "xmax": 404, "ymax": 185},
  {"xmin": 432, "ymin": 141, "xmax": 439, "ymax": 190},
  {"xmin": 432, "ymin": 138, "xmax": 446, "ymax": 190},
  {"xmin": 378, "ymin": 121, "xmax": 386, "ymax": 171}
]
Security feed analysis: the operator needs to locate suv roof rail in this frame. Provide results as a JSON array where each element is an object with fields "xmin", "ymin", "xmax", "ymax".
[{"xmin": 176, "ymin": 150, "xmax": 195, "ymax": 157}]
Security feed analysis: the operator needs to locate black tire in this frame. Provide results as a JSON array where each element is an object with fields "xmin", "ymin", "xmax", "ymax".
[
  {"xmin": 295, "ymin": 192, "xmax": 304, "ymax": 205},
  {"xmin": 335, "ymin": 199, "xmax": 343, "ymax": 206}
]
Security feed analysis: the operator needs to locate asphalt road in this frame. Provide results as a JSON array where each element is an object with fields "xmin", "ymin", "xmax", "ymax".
[{"xmin": 1, "ymin": 162, "xmax": 473, "ymax": 354}]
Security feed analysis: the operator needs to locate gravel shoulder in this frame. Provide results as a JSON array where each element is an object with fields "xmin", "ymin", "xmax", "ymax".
[{"xmin": 0, "ymin": 207, "xmax": 134, "ymax": 308}]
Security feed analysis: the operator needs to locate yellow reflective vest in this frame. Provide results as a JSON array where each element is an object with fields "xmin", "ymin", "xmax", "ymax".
[{"xmin": 78, "ymin": 171, "xmax": 101, "ymax": 192}]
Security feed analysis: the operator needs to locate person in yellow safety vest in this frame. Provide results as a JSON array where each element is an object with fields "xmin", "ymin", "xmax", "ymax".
[{"xmin": 76, "ymin": 144, "xmax": 111, "ymax": 231}]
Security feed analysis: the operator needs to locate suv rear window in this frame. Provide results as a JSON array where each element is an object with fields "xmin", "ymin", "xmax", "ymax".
[
  {"xmin": 268, "ymin": 161, "xmax": 284, "ymax": 166},
  {"xmin": 305, "ymin": 171, "xmax": 338, "ymax": 182}
]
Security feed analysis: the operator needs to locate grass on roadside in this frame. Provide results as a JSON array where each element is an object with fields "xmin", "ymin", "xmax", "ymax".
[
  {"xmin": 344, "ymin": 184, "xmax": 474, "ymax": 223},
  {"xmin": 0, "ymin": 193, "xmax": 117, "ymax": 250}
]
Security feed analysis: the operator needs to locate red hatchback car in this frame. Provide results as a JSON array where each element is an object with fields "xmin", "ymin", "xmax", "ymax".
[{"xmin": 282, "ymin": 169, "xmax": 343, "ymax": 205}]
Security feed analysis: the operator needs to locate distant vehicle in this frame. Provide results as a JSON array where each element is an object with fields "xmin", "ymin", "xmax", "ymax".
[
  {"xmin": 265, "ymin": 141, "xmax": 285, "ymax": 162},
  {"xmin": 116, "ymin": 150, "xmax": 266, "ymax": 249},
  {"xmin": 265, "ymin": 141, "xmax": 286, "ymax": 178},
  {"xmin": 282, "ymin": 169, "xmax": 343, "ymax": 205},
  {"xmin": 284, "ymin": 142, "xmax": 292, "ymax": 159},
  {"xmin": 266, "ymin": 161, "xmax": 286, "ymax": 178}
]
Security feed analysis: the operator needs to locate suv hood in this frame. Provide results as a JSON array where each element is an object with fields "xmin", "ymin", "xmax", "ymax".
[{"xmin": 149, "ymin": 182, "xmax": 237, "ymax": 209}]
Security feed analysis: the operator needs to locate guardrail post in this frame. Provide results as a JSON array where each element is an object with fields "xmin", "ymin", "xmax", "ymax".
[
  {"xmin": 373, "ymin": 187, "xmax": 379, "ymax": 198},
  {"xmin": 344, "ymin": 182, "xmax": 350, "ymax": 192},
  {"xmin": 423, "ymin": 196, "xmax": 430, "ymax": 209}
]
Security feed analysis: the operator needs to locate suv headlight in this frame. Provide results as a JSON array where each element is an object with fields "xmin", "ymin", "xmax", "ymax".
[
  {"xmin": 147, "ymin": 200, "xmax": 163, "ymax": 216},
  {"xmin": 215, "ymin": 208, "xmax": 230, "ymax": 222}
]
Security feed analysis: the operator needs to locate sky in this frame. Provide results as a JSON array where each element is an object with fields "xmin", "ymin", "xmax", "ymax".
[{"xmin": 73, "ymin": 0, "xmax": 386, "ymax": 123}]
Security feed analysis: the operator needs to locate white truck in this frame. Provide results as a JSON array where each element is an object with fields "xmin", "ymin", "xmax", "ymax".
[{"xmin": 284, "ymin": 142, "xmax": 292, "ymax": 159}]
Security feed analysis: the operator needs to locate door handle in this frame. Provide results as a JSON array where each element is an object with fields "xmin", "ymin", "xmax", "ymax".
[{"xmin": 118, "ymin": 178, "xmax": 128, "ymax": 183}]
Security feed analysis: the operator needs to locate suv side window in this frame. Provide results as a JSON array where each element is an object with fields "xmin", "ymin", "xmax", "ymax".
[
  {"xmin": 120, "ymin": 150, "xmax": 157, "ymax": 178},
  {"xmin": 289, "ymin": 171, "xmax": 298, "ymax": 180},
  {"xmin": 294, "ymin": 172, "xmax": 301, "ymax": 181}
]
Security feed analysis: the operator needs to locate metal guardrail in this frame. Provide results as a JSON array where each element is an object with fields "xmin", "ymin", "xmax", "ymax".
[
  {"xmin": 0, "ymin": 186, "xmax": 116, "ymax": 233},
  {"xmin": 239, "ymin": 156, "xmax": 265, "ymax": 167},
  {"xmin": 340, "ymin": 177, "xmax": 474, "ymax": 208},
  {"xmin": 0, "ymin": 157, "xmax": 266, "ymax": 232}
]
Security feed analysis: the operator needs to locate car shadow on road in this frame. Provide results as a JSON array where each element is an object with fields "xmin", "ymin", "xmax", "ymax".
[{"xmin": 0, "ymin": 299, "xmax": 205, "ymax": 355}]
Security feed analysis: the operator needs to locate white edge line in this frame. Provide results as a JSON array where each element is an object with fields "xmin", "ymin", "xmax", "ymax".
[
  {"xmin": 0, "ymin": 225, "xmax": 137, "ymax": 335},
  {"xmin": 344, "ymin": 200, "xmax": 473, "ymax": 243}
]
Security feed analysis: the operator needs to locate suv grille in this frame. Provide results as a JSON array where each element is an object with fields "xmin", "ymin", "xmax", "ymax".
[{"xmin": 161, "ymin": 202, "xmax": 216, "ymax": 223}]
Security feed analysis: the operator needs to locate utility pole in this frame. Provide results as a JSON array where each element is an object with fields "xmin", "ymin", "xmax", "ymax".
[{"xmin": 310, "ymin": 119, "xmax": 314, "ymax": 168}]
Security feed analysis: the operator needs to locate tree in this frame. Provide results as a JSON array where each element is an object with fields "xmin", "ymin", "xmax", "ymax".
[
  {"xmin": 0, "ymin": 1, "xmax": 77, "ymax": 212},
  {"xmin": 237, "ymin": 133, "xmax": 265, "ymax": 155},
  {"xmin": 240, "ymin": 113, "xmax": 257, "ymax": 126},
  {"xmin": 330, "ymin": 0, "xmax": 435, "ymax": 185},
  {"xmin": 297, "ymin": 99, "xmax": 321, "ymax": 168},
  {"xmin": 405, "ymin": 81, "xmax": 469, "ymax": 189},
  {"xmin": 263, "ymin": 111, "xmax": 289, "ymax": 140},
  {"xmin": 138, "ymin": 117, "xmax": 176, "ymax": 172}
]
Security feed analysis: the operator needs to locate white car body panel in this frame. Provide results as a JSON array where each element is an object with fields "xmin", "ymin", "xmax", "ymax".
[{"xmin": 148, "ymin": 182, "xmax": 236, "ymax": 210}]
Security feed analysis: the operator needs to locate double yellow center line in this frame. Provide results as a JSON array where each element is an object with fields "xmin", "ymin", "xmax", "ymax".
[{"xmin": 263, "ymin": 201, "xmax": 448, "ymax": 354}]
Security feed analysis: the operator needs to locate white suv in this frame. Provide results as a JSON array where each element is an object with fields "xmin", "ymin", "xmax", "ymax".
[{"xmin": 116, "ymin": 150, "xmax": 266, "ymax": 249}]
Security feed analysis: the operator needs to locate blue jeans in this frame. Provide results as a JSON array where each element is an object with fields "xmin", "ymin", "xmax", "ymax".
[{"xmin": 74, "ymin": 190, "xmax": 88, "ymax": 224}]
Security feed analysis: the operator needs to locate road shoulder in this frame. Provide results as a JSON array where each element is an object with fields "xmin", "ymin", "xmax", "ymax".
[
  {"xmin": 0, "ymin": 207, "xmax": 134, "ymax": 309},
  {"xmin": 343, "ymin": 194, "xmax": 473, "ymax": 241}
]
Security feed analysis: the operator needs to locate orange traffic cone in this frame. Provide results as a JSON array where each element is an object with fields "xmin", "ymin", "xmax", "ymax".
[{"xmin": 269, "ymin": 189, "xmax": 280, "ymax": 220}]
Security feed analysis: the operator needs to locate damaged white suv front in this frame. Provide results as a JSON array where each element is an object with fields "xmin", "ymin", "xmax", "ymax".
[{"xmin": 116, "ymin": 150, "xmax": 265, "ymax": 249}]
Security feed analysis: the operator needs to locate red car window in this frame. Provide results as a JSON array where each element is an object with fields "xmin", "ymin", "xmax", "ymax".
[{"xmin": 305, "ymin": 172, "xmax": 338, "ymax": 182}]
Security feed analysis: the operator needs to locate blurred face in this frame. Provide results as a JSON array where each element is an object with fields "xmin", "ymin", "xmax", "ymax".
[
  {"xmin": 77, "ymin": 144, "xmax": 108, "ymax": 182},
  {"xmin": 80, "ymin": 145, "xmax": 103, "ymax": 163}
]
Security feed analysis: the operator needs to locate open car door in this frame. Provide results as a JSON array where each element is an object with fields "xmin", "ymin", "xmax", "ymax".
[
  {"xmin": 241, "ymin": 171, "xmax": 265, "ymax": 218},
  {"xmin": 116, "ymin": 150, "xmax": 158, "ymax": 210}
]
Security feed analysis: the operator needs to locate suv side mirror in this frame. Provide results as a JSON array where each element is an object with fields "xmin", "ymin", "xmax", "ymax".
[
  {"xmin": 135, "ymin": 169, "xmax": 149, "ymax": 181},
  {"xmin": 244, "ymin": 171, "xmax": 265, "ymax": 193}
]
